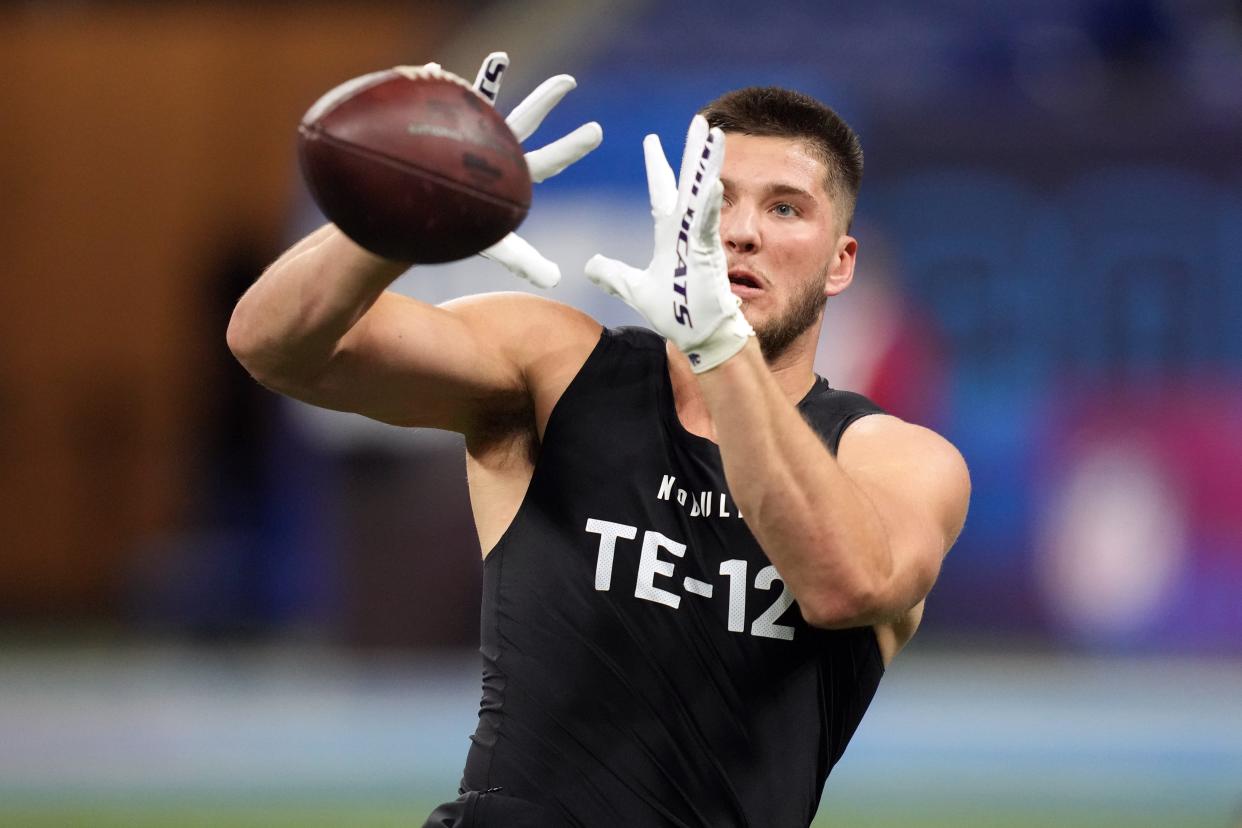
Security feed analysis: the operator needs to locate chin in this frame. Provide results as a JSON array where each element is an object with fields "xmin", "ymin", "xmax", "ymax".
[
  {"xmin": 739, "ymin": 305, "xmax": 761, "ymax": 331},
  {"xmin": 739, "ymin": 298, "xmax": 763, "ymax": 319},
  {"xmin": 740, "ymin": 303, "xmax": 772, "ymax": 331}
]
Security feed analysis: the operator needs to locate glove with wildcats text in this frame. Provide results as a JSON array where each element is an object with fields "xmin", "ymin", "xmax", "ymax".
[
  {"xmin": 464, "ymin": 52, "xmax": 602, "ymax": 288},
  {"xmin": 585, "ymin": 115, "xmax": 753, "ymax": 372}
]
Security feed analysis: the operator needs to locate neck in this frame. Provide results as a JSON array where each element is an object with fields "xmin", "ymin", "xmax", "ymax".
[
  {"xmin": 756, "ymin": 324, "xmax": 821, "ymax": 397},
  {"xmin": 666, "ymin": 332, "xmax": 818, "ymax": 439}
]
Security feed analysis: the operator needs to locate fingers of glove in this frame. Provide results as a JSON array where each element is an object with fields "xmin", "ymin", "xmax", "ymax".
[
  {"xmin": 690, "ymin": 128, "xmax": 725, "ymax": 234},
  {"xmin": 506, "ymin": 74, "xmax": 576, "ymax": 143},
  {"xmin": 697, "ymin": 178, "xmax": 725, "ymax": 248},
  {"xmin": 642, "ymin": 134, "xmax": 677, "ymax": 216},
  {"xmin": 481, "ymin": 233, "xmax": 561, "ymax": 288},
  {"xmin": 472, "ymin": 52, "xmax": 509, "ymax": 104},
  {"xmin": 525, "ymin": 122, "xmax": 603, "ymax": 183},
  {"xmin": 673, "ymin": 116, "xmax": 726, "ymax": 224},
  {"xmin": 584, "ymin": 254, "xmax": 638, "ymax": 302},
  {"xmin": 682, "ymin": 126, "xmax": 724, "ymax": 233},
  {"xmin": 673, "ymin": 115, "xmax": 710, "ymax": 212}
]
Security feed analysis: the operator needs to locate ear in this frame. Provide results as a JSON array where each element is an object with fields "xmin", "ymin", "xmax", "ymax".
[{"xmin": 823, "ymin": 235, "xmax": 857, "ymax": 297}]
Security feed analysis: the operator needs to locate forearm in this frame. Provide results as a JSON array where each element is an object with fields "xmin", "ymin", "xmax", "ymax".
[
  {"xmin": 226, "ymin": 224, "xmax": 411, "ymax": 383},
  {"xmin": 696, "ymin": 342, "xmax": 892, "ymax": 626}
]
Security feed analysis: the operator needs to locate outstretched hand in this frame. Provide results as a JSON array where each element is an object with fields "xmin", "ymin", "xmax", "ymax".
[
  {"xmin": 471, "ymin": 52, "xmax": 603, "ymax": 288},
  {"xmin": 585, "ymin": 116, "xmax": 753, "ymax": 373}
]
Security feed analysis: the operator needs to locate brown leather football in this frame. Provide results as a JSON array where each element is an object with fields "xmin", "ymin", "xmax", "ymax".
[{"xmin": 297, "ymin": 65, "xmax": 532, "ymax": 263}]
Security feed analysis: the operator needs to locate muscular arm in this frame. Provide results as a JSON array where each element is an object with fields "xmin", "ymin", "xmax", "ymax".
[
  {"xmin": 226, "ymin": 224, "xmax": 598, "ymax": 435},
  {"xmin": 695, "ymin": 340, "xmax": 970, "ymax": 629}
]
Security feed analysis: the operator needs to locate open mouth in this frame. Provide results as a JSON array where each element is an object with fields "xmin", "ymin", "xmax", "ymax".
[
  {"xmin": 728, "ymin": 271, "xmax": 763, "ymax": 296},
  {"xmin": 728, "ymin": 273, "xmax": 759, "ymax": 288}
]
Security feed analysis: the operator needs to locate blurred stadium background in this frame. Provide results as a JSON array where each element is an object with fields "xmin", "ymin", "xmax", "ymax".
[{"xmin": 2, "ymin": 1, "xmax": 1240, "ymax": 826}]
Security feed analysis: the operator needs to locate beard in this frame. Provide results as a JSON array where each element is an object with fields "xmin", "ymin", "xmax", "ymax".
[{"xmin": 749, "ymin": 267, "xmax": 828, "ymax": 362}]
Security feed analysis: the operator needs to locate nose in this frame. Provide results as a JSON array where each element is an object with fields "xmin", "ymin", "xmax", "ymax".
[{"xmin": 720, "ymin": 199, "xmax": 759, "ymax": 254}]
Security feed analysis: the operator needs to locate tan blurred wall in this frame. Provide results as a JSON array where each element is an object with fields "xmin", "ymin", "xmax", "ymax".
[{"xmin": 0, "ymin": 4, "xmax": 462, "ymax": 618}]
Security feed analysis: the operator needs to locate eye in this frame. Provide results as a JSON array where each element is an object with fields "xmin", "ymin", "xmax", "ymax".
[{"xmin": 772, "ymin": 202, "xmax": 799, "ymax": 217}]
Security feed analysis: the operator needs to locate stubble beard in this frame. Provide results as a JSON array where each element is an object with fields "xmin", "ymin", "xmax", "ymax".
[{"xmin": 748, "ymin": 265, "xmax": 829, "ymax": 363}]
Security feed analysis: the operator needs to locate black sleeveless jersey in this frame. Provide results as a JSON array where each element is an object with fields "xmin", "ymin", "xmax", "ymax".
[{"xmin": 439, "ymin": 327, "xmax": 886, "ymax": 828}]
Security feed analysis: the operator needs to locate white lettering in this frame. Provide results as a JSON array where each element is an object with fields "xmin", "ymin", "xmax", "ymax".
[
  {"xmin": 657, "ymin": 475, "xmax": 676, "ymax": 501},
  {"xmin": 635, "ymin": 530, "xmax": 685, "ymax": 609},
  {"xmin": 676, "ymin": 488, "xmax": 687, "ymax": 506},
  {"xmin": 718, "ymin": 492, "xmax": 731, "ymax": 517},
  {"xmin": 585, "ymin": 518, "xmax": 637, "ymax": 591},
  {"xmin": 752, "ymin": 565, "xmax": 796, "ymax": 640},
  {"xmin": 698, "ymin": 491, "xmax": 711, "ymax": 517},
  {"xmin": 587, "ymin": 519, "xmax": 795, "ymax": 642},
  {"xmin": 683, "ymin": 577, "xmax": 713, "ymax": 598},
  {"xmin": 719, "ymin": 559, "xmax": 748, "ymax": 632}
]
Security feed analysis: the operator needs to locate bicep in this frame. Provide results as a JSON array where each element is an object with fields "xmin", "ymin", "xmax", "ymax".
[
  {"xmin": 279, "ymin": 291, "xmax": 598, "ymax": 434},
  {"xmin": 837, "ymin": 415, "xmax": 971, "ymax": 611}
]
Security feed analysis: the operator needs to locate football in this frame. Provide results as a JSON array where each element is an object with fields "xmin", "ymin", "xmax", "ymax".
[{"xmin": 297, "ymin": 64, "xmax": 532, "ymax": 263}]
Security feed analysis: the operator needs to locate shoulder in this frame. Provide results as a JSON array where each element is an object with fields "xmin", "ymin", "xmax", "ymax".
[
  {"xmin": 838, "ymin": 414, "xmax": 971, "ymax": 543},
  {"xmin": 838, "ymin": 414, "xmax": 963, "ymax": 467}
]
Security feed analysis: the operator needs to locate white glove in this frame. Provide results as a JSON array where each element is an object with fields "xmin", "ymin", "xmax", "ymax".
[
  {"xmin": 470, "ymin": 52, "xmax": 603, "ymax": 288},
  {"xmin": 584, "ymin": 116, "xmax": 754, "ymax": 373}
]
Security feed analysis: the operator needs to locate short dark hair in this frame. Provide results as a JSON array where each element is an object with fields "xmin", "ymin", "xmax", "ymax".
[{"xmin": 699, "ymin": 87, "xmax": 864, "ymax": 229}]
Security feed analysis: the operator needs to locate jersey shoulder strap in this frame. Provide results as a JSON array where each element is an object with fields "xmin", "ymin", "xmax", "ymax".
[{"xmin": 798, "ymin": 381, "xmax": 886, "ymax": 455}]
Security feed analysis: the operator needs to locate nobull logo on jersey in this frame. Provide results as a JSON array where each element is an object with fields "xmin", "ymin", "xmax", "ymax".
[
  {"xmin": 656, "ymin": 474, "xmax": 742, "ymax": 519},
  {"xmin": 672, "ymin": 136, "xmax": 717, "ymax": 328}
]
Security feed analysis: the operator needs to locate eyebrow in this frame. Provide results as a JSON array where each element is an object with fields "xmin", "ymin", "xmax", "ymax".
[{"xmin": 720, "ymin": 178, "xmax": 818, "ymax": 202}]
